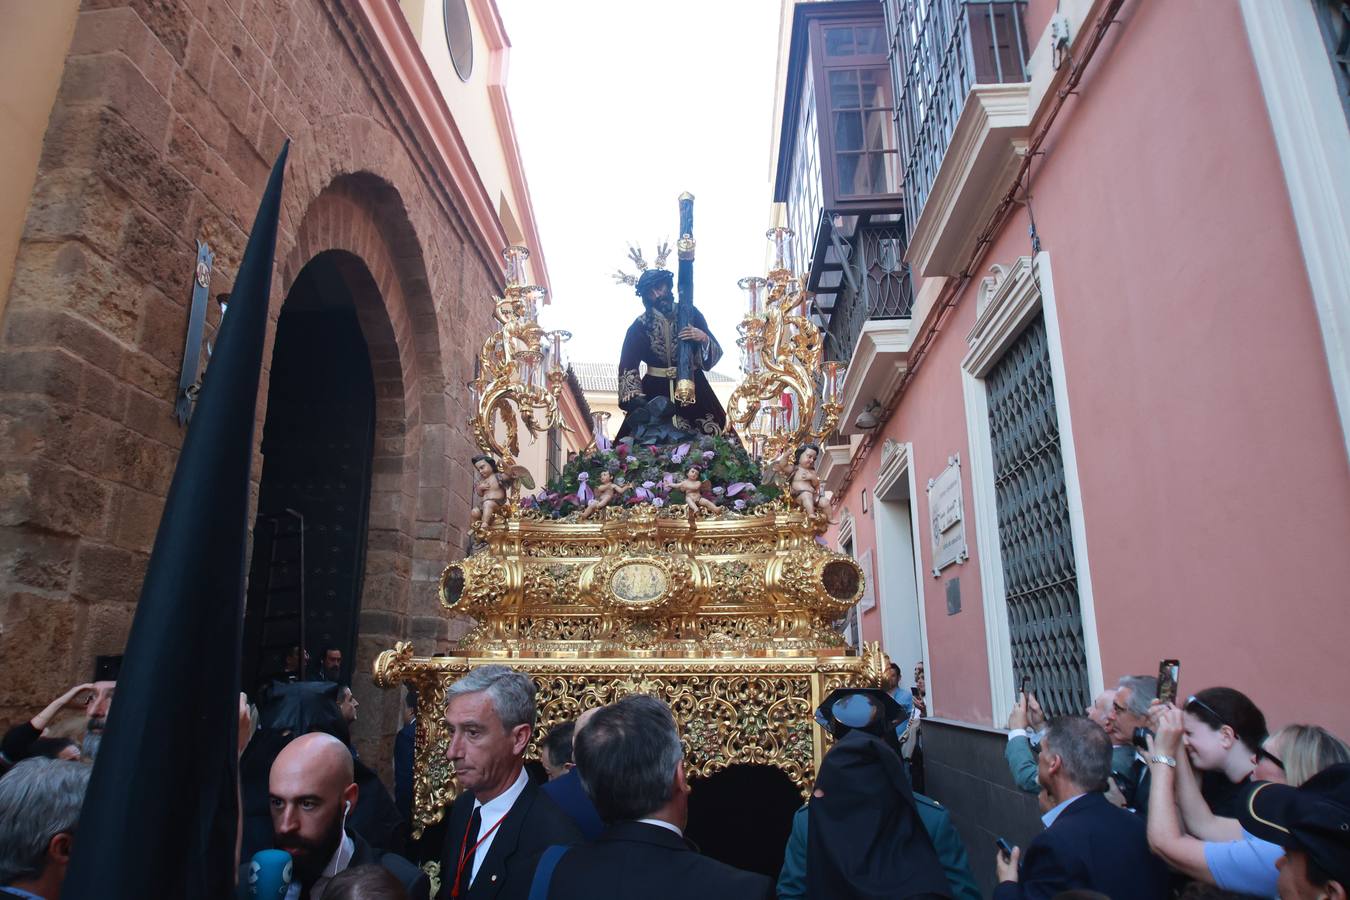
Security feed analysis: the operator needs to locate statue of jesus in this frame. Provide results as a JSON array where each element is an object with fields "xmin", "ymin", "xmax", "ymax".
[{"xmin": 615, "ymin": 262, "xmax": 727, "ymax": 442}]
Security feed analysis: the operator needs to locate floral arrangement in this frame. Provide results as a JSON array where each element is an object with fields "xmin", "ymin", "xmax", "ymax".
[{"xmin": 522, "ymin": 433, "xmax": 781, "ymax": 518}]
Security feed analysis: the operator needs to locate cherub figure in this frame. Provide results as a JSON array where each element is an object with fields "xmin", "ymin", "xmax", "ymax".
[
  {"xmin": 791, "ymin": 445, "xmax": 822, "ymax": 518},
  {"xmin": 470, "ymin": 454, "xmax": 509, "ymax": 529},
  {"xmin": 674, "ymin": 466, "xmax": 720, "ymax": 524},
  {"xmin": 580, "ymin": 470, "xmax": 632, "ymax": 519}
]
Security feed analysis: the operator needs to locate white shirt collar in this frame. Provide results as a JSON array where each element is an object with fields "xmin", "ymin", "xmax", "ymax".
[
  {"xmin": 474, "ymin": 766, "xmax": 530, "ymax": 820},
  {"xmin": 637, "ymin": 817, "xmax": 683, "ymax": 837},
  {"xmin": 1041, "ymin": 792, "xmax": 1085, "ymax": 828}
]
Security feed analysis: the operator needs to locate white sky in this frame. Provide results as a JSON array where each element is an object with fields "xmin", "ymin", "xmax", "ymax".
[{"xmin": 498, "ymin": 0, "xmax": 783, "ymax": 377}]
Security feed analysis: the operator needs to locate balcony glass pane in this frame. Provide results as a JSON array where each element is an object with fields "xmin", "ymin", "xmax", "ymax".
[
  {"xmin": 855, "ymin": 24, "xmax": 886, "ymax": 55},
  {"xmin": 828, "ymin": 70, "xmax": 861, "ymax": 108},
  {"xmin": 860, "ymin": 68, "xmax": 890, "ymax": 109},
  {"xmin": 864, "ymin": 110, "xmax": 893, "ymax": 151},
  {"xmin": 833, "ymin": 111, "xmax": 864, "ymax": 151},
  {"xmin": 824, "ymin": 26, "xmax": 855, "ymax": 58},
  {"xmin": 836, "ymin": 153, "xmax": 863, "ymax": 195}
]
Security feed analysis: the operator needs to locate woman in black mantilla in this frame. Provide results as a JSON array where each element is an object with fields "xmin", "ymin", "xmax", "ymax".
[{"xmin": 616, "ymin": 267, "xmax": 727, "ymax": 441}]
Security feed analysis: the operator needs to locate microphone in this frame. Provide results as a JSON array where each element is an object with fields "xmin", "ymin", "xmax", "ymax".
[{"xmin": 245, "ymin": 849, "xmax": 293, "ymax": 899}]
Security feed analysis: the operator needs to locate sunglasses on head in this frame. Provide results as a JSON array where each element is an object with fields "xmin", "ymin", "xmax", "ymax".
[
  {"xmin": 1257, "ymin": 742, "xmax": 1285, "ymax": 771},
  {"xmin": 1185, "ymin": 694, "xmax": 1227, "ymax": 727}
]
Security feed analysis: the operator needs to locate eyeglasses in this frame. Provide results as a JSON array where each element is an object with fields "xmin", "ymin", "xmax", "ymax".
[
  {"xmin": 1185, "ymin": 694, "xmax": 1227, "ymax": 727},
  {"xmin": 1257, "ymin": 743, "xmax": 1285, "ymax": 772}
]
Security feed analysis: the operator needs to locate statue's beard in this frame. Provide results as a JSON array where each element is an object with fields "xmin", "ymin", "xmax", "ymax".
[{"xmin": 649, "ymin": 296, "xmax": 675, "ymax": 318}]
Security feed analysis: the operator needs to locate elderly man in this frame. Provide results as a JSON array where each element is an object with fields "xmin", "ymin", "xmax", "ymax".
[
  {"xmin": 994, "ymin": 717, "xmax": 1168, "ymax": 900},
  {"xmin": 1106, "ymin": 675, "xmax": 1158, "ymax": 813},
  {"xmin": 537, "ymin": 695, "xmax": 773, "ymax": 899},
  {"xmin": 266, "ymin": 732, "xmax": 427, "ymax": 899},
  {"xmin": 438, "ymin": 665, "xmax": 580, "ymax": 900},
  {"xmin": 0, "ymin": 758, "xmax": 91, "ymax": 900}
]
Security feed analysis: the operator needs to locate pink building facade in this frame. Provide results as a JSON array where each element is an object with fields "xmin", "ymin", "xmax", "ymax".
[{"xmin": 772, "ymin": 0, "xmax": 1350, "ymax": 886}]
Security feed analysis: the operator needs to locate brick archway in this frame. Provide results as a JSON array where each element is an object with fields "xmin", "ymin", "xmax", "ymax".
[{"xmin": 277, "ymin": 171, "xmax": 456, "ymax": 692}]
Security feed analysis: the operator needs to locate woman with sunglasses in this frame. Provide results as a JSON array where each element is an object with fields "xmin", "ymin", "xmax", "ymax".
[{"xmin": 1145, "ymin": 703, "xmax": 1350, "ymax": 897}]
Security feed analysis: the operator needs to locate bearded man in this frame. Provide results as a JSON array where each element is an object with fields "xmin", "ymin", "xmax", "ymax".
[{"xmin": 616, "ymin": 263, "xmax": 727, "ymax": 441}]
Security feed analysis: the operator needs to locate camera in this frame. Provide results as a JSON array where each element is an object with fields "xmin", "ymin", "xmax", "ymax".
[{"xmin": 1132, "ymin": 726, "xmax": 1154, "ymax": 750}]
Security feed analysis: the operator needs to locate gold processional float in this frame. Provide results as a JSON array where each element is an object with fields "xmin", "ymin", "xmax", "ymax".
[{"xmin": 373, "ymin": 203, "xmax": 889, "ymax": 836}]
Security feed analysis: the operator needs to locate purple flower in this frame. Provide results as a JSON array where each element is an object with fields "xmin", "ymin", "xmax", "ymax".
[
  {"xmin": 642, "ymin": 480, "xmax": 656, "ymax": 490},
  {"xmin": 671, "ymin": 443, "xmax": 691, "ymax": 464},
  {"xmin": 733, "ymin": 499, "xmax": 746, "ymax": 510},
  {"xmin": 577, "ymin": 472, "xmax": 590, "ymax": 482},
  {"xmin": 652, "ymin": 498, "xmax": 665, "ymax": 508},
  {"xmin": 726, "ymin": 482, "xmax": 752, "ymax": 497},
  {"xmin": 702, "ymin": 450, "xmax": 716, "ymax": 460},
  {"xmin": 712, "ymin": 486, "xmax": 725, "ymax": 496},
  {"xmin": 635, "ymin": 487, "xmax": 651, "ymax": 500}
]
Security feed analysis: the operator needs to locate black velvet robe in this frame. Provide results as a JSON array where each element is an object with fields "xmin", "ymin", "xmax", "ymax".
[{"xmin": 615, "ymin": 305, "xmax": 727, "ymax": 440}]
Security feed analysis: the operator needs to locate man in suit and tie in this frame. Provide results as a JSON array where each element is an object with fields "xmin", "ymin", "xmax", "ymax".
[
  {"xmin": 537, "ymin": 694, "xmax": 774, "ymax": 900},
  {"xmin": 438, "ymin": 665, "xmax": 580, "ymax": 900},
  {"xmin": 995, "ymin": 716, "xmax": 1169, "ymax": 900},
  {"xmin": 540, "ymin": 712, "xmax": 604, "ymax": 840}
]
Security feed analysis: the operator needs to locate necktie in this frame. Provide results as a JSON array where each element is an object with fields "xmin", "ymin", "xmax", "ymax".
[{"xmin": 462, "ymin": 806, "xmax": 483, "ymax": 889}]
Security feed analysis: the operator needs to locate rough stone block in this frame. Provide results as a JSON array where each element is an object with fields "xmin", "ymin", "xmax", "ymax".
[
  {"xmin": 0, "ymin": 348, "xmax": 84, "ymax": 406},
  {"xmin": 0, "ymin": 592, "xmax": 84, "ymax": 709},
  {"xmin": 72, "ymin": 541, "xmax": 148, "ymax": 605},
  {"xmin": 109, "ymin": 484, "xmax": 167, "ymax": 552},
  {"xmin": 10, "ymin": 461, "xmax": 112, "ymax": 540},
  {"xmin": 61, "ymin": 52, "xmax": 171, "ymax": 150}
]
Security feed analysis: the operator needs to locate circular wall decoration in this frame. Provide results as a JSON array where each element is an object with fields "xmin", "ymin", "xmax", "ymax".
[{"xmin": 443, "ymin": 0, "xmax": 474, "ymax": 81}]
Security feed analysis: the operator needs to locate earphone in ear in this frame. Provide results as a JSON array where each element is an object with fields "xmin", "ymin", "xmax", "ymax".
[{"xmin": 344, "ymin": 800, "xmax": 351, "ymax": 815}]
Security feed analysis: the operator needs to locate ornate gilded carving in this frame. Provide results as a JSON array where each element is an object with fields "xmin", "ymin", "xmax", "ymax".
[{"xmin": 371, "ymin": 647, "xmax": 890, "ymax": 836}]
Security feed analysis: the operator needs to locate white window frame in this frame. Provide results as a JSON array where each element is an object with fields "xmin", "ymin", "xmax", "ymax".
[
  {"xmin": 873, "ymin": 440, "xmax": 935, "ymax": 710},
  {"xmin": 1239, "ymin": 0, "xmax": 1350, "ymax": 464},
  {"xmin": 960, "ymin": 252, "xmax": 1102, "ymax": 719}
]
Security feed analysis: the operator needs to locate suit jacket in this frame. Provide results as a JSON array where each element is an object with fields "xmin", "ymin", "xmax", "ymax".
[
  {"xmin": 546, "ymin": 820, "xmax": 774, "ymax": 900},
  {"xmin": 349, "ymin": 831, "xmax": 430, "ymax": 900},
  {"xmin": 992, "ymin": 793, "xmax": 1169, "ymax": 900},
  {"xmin": 540, "ymin": 769, "xmax": 604, "ymax": 840},
  {"xmin": 437, "ymin": 778, "xmax": 581, "ymax": 900}
]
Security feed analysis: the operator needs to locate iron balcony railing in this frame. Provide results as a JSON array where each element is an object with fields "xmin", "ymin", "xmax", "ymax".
[
  {"xmin": 887, "ymin": 0, "xmax": 1030, "ymax": 246},
  {"xmin": 825, "ymin": 222, "xmax": 914, "ymax": 364}
]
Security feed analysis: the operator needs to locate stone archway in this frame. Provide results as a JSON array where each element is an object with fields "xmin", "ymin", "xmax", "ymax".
[{"xmin": 267, "ymin": 171, "xmax": 461, "ymax": 768}]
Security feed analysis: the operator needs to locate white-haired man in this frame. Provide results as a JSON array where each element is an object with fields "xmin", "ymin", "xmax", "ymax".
[
  {"xmin": 0, "ymin": 758, "xmax": 91, "ymax": 900},
  {"xmin": 437, "ymin": 665, "xmax": 580, "ymax": 900}
]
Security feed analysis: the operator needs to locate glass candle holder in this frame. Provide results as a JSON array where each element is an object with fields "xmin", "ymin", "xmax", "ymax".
[
  {"xmin": 502, "ymin": 245, "xmax": 530, "ymax": 287},
  {"xmin": 822, "ymin": 361, "xmax": 845, "ymax": 405},
  {"xmin": 766, "ymin": 226, "xmax": 795, "ymax": 273},
  {"xmin": 737, "ymin": 276, "xmax": 768, "ymax": 316}
]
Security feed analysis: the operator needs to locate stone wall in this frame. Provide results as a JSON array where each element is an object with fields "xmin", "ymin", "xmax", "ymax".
[{"xmin": 0, "ymin": 0, "xmax": 500, "ymax": 775}]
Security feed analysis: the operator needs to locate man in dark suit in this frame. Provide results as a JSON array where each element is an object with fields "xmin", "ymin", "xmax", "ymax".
[
  {"xmin": 438, "ymin": 665, "xmax": 580, "ymax": 900},
  {"xmin": 538, "ymin": 694, "xmax": 774, "ymax": 900},
  {"xmin": 994, "ymin": 716, "xmax": 1168, "ymax": 900},
  {"xmin": 540, "ymin": 713, "xmax": 604, "ymax": 840}
]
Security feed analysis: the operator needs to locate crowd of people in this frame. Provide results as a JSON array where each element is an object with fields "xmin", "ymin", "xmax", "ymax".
[{"xmin": 1, "ymin": 656, "xmax": 1347, "ymax": 900}]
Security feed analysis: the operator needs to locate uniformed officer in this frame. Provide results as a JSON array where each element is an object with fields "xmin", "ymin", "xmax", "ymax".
[{"xmin": 777, "ymin": 688, "xmax": 981, "ymax": 900}]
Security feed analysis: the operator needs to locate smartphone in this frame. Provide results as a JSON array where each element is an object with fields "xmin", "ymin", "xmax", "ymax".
[
  {"xmin": 995, "ymin": 837, "xmax": 1014, "ymax": 861},
  {"xmin": 1157, "ymin": 659, "xmax": 1180, "ymax": 705},
  {"xmin": 1020, "ymin": 674, "xmax": 1032, "ymax": 698}
]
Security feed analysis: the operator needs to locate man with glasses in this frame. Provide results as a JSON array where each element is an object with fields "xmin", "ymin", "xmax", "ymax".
[{"xmin": 1106, "ymin": 675, "xmax": 1158, "ymax": 816}]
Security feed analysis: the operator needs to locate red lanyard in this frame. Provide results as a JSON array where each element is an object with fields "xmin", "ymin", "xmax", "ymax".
[{"xmin": 451, "ymin": 807, "xmax": 509, "ymax": 898}]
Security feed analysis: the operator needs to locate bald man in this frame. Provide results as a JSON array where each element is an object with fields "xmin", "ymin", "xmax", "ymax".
[{"xmin": 263, "ymin": 733, "xmax": 429, "ymax": 900}]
